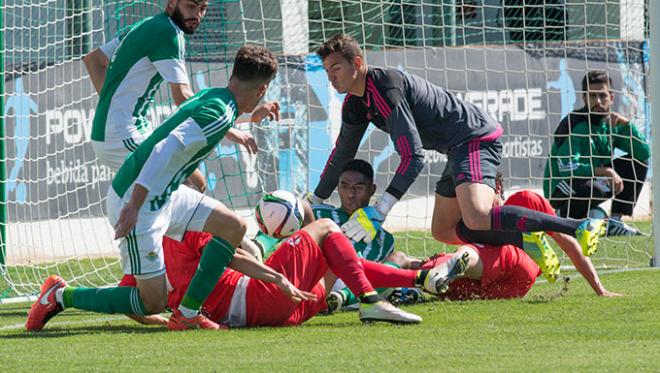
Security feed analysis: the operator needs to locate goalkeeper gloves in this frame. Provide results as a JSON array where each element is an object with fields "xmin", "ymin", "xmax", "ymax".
[{"xmin": 341, "ymin": 192, "xmax": 398, "ymax": 243}]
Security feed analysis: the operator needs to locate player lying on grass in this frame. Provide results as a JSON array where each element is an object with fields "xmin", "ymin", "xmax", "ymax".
[
  {"xmin": 384, "ymin": 189, "xmax": 622, "ymax": 300},
  {"xmin": 26, "ymin": 45, "xmax": 289, "ymax": 332},
  {"xmin": 118, "ymin": 217, "xmax": 470, "ymax": 327},
  {"xmin": 253, "ymin": 159, "xmax": 425, "ymax": 311},
  {"xmin": 309, "ymin": 34, "xmax": 606, "ymax": 282}
]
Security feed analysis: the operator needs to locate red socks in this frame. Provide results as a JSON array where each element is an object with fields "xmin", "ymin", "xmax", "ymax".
[{"xmin": 321, "ymin": 232, "xmax": 375, "ymax": 297}]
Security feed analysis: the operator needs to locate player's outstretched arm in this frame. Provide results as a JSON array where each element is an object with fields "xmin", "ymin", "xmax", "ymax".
[
  {"xmin": 228, "ymin": 248, "xmax": 318, "ymax": 303},
  {"xmin": 552, "ymin": 232, "xmax": 623, "ymax": 297},
  {"xmin": 126, "ymin": 314, "xmax": 169, "ymax": 326}
]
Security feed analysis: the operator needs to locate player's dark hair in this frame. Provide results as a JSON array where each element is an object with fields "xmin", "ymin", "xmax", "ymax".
[
  {"xmin": 581, "ymin": 70, "xmax": 612, "ymax": 93},
  {"xmin": 316, "ymin": 34, "xmax": 363, "ymax": 63},
  {"xmin": 232, "ymin": 44, "xmax": 278, "ymax": 85},
  {"xmin": 341, "ymin": 159, "xmax": 374, "ymax": 183}
]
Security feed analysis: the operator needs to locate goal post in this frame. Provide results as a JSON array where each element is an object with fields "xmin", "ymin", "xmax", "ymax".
[{"xmin": 650, "ymin": 0, "xmax": 660, "ymax": 267}]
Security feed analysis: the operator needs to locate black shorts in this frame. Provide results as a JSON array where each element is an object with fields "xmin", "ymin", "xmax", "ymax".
[{"xmin": 435, "ymin": 139, "xmax": 502, "ymax": 198}]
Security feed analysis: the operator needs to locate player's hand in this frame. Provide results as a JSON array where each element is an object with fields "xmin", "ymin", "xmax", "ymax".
[
  {"xmin": 114, "ymin": 204, "xmax": 139, "ymax": 239},
  {"xmin": 276, "ymin": 276, "xmax": 317, "ymax": 303},
  {"xmin": 606, "ymin": 112, "xmax": 629, "ymax": 127},
  {"xmin": 251, "ymin": 101, "xmax": 281, "ymax": 123},
  {"xmin": 341, "ymin": 207, "xmax": 385, "ymax": 243},
  {"xmin": 229, "ymin": 129, "xmax": 258, "ymax": 154},
  {"xmin": 609, "ymin": 169, "xmax": 624, "ymax": 195},
  {"xmin": 598, "ymin": 289, "xmax": 624, "ymax": 297}
]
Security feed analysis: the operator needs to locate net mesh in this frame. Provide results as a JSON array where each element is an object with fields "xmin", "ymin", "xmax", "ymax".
[{"xmin": 0, "ymin": 0, "xmax": 653, "ymax": 300}]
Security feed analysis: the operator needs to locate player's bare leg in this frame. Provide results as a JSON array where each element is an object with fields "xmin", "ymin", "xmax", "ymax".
[
  {"xmin": 431, "ymin": 193, "xmax": 463, "ymax": 244},
  {"xmin": 455, "ymin": 182, "xmax": 497, "ymax": 230},
  {"xmin": 303, "ymin": 219, "xmax": 421, "ymax": 324},
  {"xmin": 135, "ymin": 275, "xmax": 168, "ymax": 314}
]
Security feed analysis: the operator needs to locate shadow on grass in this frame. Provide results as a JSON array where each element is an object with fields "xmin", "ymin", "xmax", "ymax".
[{"xmin": 1, "ymin": 324, "xmax": 169, "ymax": 339}]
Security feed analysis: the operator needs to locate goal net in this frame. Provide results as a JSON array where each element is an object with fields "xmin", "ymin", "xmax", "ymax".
[{"xmin": 0, "ymin": 0, "xmax": 653, "ymax": 300}]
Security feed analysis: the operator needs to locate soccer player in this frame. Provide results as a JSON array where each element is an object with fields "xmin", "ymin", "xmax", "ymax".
[
  {"xmin": 126, "ymin": 217, "xmax": 468, "ymax": 327},
  {"xmin": 256, "ymin": 159, "xmax": 395, "ymax": 263},
  {"xmin": 398, "ymin": 190, "xmax": 622, "ymax": 300},
  {"xmin": 308, "ymin": 33, "xmax": 605, "ymax": 280},
  {"xmin": 544, "ymin": 70, "xmax": 649, "ymax": 235},
  {"xmin": 26, "ymin": 45, "xmax": 288, "ymax": 331},
  {"xmin": 83, "ymin": 0, "xmax": 275, "ymax": 176}
]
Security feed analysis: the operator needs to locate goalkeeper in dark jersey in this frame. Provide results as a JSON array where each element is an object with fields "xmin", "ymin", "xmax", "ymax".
[{"xmin": 308, "ymin": 34, "xmax": 607, "ymax": 282}]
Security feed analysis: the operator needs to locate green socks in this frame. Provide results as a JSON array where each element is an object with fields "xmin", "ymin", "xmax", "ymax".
[
  {"xmin": 179, "ymin": 236, "xmax": 236, "ymax": 313},
  {"xmin": 63, "ymin": 286, "xmax": 146, "ymax": 316}
]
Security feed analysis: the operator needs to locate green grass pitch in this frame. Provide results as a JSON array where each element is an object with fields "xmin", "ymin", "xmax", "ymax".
[
  {"xmin": 1, "ymin": 223, "xmax": 658, "ymax": 371},
  {"xmin": 0, "ymin": 269, "xmax": 658, "ymax": 371}
]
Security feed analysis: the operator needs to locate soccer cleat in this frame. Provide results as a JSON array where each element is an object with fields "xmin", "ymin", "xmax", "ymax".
[
  {"xmin": 386, "ymin": 287, "xmax": 423, "ymax": 306},
  {"xmin": 167, "ymin": 309, "xmax": 226, "ymax": 331},
  {"xmin": 575, "ymin": 219, "xmax": 606, "ymax": 256},
  {"xmin": 359, "ymin": 301, "xmax": 422, "ymax": 324},
  {"xmin": 606, "ymin": 219, "xmax": 642, "ymax": 237},
  {"xmin": 522, "ymin": 231, "xmax": 560, "ymax": 283},
  {"xmin": 321, "ymin": 291, "xmax": 346, "ymax": 315},
  {"xmin": 421, "ymin": 252, "xmax": 470, "ymax": 295},
  {"xmin": 25, "ymin": 275, "xmax": 67, "ymax": 331}
]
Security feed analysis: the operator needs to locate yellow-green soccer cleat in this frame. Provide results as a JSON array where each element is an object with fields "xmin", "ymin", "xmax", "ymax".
[
  {"xmin": 575, "ymin": 219, "xmax": 607, "ymax": 257},
  {"xmin": 522, "ymin": 232, "xmax": 560, "ymax": 283}
]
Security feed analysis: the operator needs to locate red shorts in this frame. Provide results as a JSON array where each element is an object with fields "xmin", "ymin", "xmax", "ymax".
[
  {"xmin": 122, "ymin": 230, "xmax": 329, "ymax": 327},
  {"xmin": 422, "ymin": 243, "xmax": 540, "ymax": 300},
  {"xmin": 245, "ymin": 230, "xmax": 329, "ymax": 327}
]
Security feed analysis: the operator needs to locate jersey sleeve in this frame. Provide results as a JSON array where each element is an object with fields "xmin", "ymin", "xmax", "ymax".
[
  {"xmin": 99, "ymin": 37, "xmax": 120, "ymax": 59},
  {"xmin": 313, "ymin": 99, "xmax": 369, "ymax": 200},
  {"xmin": 383, "ymin": 88, "xmax": 425, "ymax": 200},
  {"xmin": 612, "ymin": 121, "xmax": 650, "ymax": 162},
  {"xmin": 190, "ymin": 99, "xmax": 235, "ymax": 145},
  {"xmin": 148, "ymin": 29, "xmax": 188, "ymax": 84},
  {"xmin": 134, "ymin": 119, "xmax": 207, "ymax": 192}
]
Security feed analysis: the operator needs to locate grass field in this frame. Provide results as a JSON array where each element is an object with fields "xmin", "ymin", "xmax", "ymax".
[
  {"xmin": 1, "ymin": 224, "xmax": 658, "ymax": 371},
  {"xmin": 0, "ymin": 269, "xmax": 658, "ymax": 371}
]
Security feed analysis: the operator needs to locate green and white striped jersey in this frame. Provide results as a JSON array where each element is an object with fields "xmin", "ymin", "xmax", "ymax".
[
  {"xmin": 111, "ymin": 88, "xmax": 237, "ymax": 210},
  {"xmin": 312, "ymin": 205, "xmax": 395, "ymax": 262},
  {"xmin": 92, "ymin": 12, "xmax": 189, "ymax": 143}
]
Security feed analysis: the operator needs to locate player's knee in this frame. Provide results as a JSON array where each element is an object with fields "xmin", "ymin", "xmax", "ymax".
[
  {"xmin": 224, "ymin": 213, "xmax": 247, "ymax": 238},
  {"xmin": 316, "ymin": 218, "xmax": 341, "ymax": 235},
  {"xmin": 461, "ymin": 210, "xmax": 490, "ymax": 231},
  {"xmin": 431, "ymin": 224, "xmax": 454, "ymax": 243},
  {"xmin": 139, "ymin": 293, "xmax": 167, "ymax": 315}
]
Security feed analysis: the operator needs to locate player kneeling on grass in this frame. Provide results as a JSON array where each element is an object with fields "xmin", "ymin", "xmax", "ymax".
[
  {"xmin": 124, "ymin": 216, "xmax": 466, "ymax": 326},
  {"xmin": 26, "ymin": 45, "xmax": 293, "ymax": 332},
  {"xmin": 397, "ymin": 190, "xmax": 622, "ymax": 300}
]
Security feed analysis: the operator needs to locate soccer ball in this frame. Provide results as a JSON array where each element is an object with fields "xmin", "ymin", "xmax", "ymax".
[{"xmin": 255, "ymin": 190, "xmax": 305, "ymax": 239}]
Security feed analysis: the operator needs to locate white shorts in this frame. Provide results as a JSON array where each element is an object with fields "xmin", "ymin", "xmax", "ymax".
[
  {"xmin": 92, "ymin": 133, "xmax": 149, "ymax": 172},
  {"xmin": 107, "ymin": 184, "xmax": 220, "ymax": 278}
]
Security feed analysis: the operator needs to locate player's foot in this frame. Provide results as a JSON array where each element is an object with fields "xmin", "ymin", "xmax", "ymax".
[
  {"xmin": 522, "ymin": 231, "xmax": 560, "ymax": 283},
  {"xmin": 576, "ymin": 219, "xmax": 606, "ymax": 256},
  {"xmin": 25, "ymin": 275, "xmax": 67, "ymax": 331},
  {"xmin": 421, "ymin": 252, "xmax": 470, "ymax": 295},
  {"xmin": 606, "ymin": 219, "xmax": 642, "ymax": 236},
  {"xmin": 323, "ymin": 291, "xmax": 345, "ymax": 315},
  {"xmin": 359, "ymin": 301, "xmax": 421, "ymax": 324},
  {"xmin": 167, "ymin": 309, "xmax": 226, "ymax": 331},
  {"xmin": 386, "ymin": 287, "xmax": 423, "ymax": 306}
]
